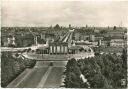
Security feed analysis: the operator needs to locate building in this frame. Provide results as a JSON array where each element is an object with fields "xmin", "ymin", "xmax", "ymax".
[
  {"xmin": 104, "ymin": 30, "xmax": 125, "ymax": 38},
  {"xmin": 99, "ymin": 46, "xmax": 123, "ymax": 54},
  {"xmin": 68, "ymin": 46, "xmax": 83, "ymax": 54},
  {"xmin": 80, "ymin": 35, "xmax": 89, "ymax": 41},
  {"xmin": 74, "ymin": 32, "xmax": 80, "ymax": 41},
  {"xmin": 49, "ymin": 42, "xmax": 68, "ymax": 54},
  {"xmin": 6, "ymin": 35, "xmax": 16, "ymax": 47},
  {"xmin": 95, "ymin": 36, "xmax": 104, "ymax": 41},
  {"xmin": 1, "ymin": 33, "xmax": 8, "ymax": 47},
  {"xmin": 45, "ymin": 33, "xmax": 55, "ymax": 42},
  {"xmin": 69, "ymin": 45, "xmax": 95, "ymax": 59},
  {"xmin": 41, "ymin": 34, "xmax": 46, "ymax": 40},
  {"xmin": 1, "ymin": 33, "xmax": 16, "ymax": 47},
  {"xmin": 94, "ymin": 29, "xmax": 100, "ymax": 33},
  {"xmin": 110, "ymin": 39, "xmax": 125, "ymax": 47},
  {"xmin": 15, "ymin": 34, "xmax": 35, "ymax": 47},
  {"xmin": 89, "ymin": 35, "xmax": 95, "ymax": 42}
]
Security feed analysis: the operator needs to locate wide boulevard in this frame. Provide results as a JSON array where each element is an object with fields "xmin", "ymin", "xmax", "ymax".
[{"xmin": 7, "ymin": 54, "xmax": 67, "ymax": 88}]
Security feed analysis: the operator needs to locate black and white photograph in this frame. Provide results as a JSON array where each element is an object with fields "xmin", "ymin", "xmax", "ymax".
[{"xmin": 1, "ymin": 0, "xmax": 128, "ymax": 88}]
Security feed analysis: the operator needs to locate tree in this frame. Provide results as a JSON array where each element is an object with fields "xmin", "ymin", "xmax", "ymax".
[
  {"xmin": 79, "ymin": 47, "xmax": 84, "ymax": 52},
  {"xmin": 100, "ymin": 30, "xmax": 107, "ymax": 34},
  {"xmin": 64, "ymin": 58, "xmax": 83, "ymax": 88},
  {"xmin": 27, "ymin": 48, "xmax": 31, "ymax": 52},
  {"xmin": 54, "ymin": 24, "xmax": 60, "ymax": 29},
  {"xmin": 113, "ymin": 26, "xmax": 116, "ymax": 30},
  {"xmin": 1, "ymin": 51, "xmax": 36, "ymax": 87},
  {"xmin": 64, "ymin": 53, "xmax": 127, "ymax": 88},
  {"xmin": 121, "ymin": 48, "xmax": 127, "ymax": 67}
]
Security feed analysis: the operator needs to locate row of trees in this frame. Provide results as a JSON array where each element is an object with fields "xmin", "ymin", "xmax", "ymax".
[
  {"xmin": 64, "ymin": 49, "xmax": 127, "ymax": 88},
  {"xmin": 1, "ymin": 51, "xmax": 36, "ymax": 87},
  {"xmin": 64, "ymin": 58, "xmax": 90, "ymax": 88}
]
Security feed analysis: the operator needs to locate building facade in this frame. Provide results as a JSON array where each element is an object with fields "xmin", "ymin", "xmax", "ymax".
[
  {"xmin": 49, "ymin": 42, "xmax": 68, "ymax": 54},
  {"xmin": 110, "ymin": 39, "xmax": 125, "ymax": 47}
]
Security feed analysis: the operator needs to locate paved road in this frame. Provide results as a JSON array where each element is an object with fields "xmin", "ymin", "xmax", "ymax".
[
  {"xmin": 43, "ymin": 67, "xmax": 64, "ymax": 88},
  {"xmin": 22, "ymin": 53, "xmax": 70, "ymax": 61},
  {"xmin": 35, "ymin": 61, "xmax": 67, "ymax": 67},
  {"xmin": 1, "ymin": 47, "xmax": 29, "ymax": 52},
  {"xmin": 59, "ymin": 31, "xmax": 69, "ymax": 42},
  {"xmin": 16, "ymin": 67, "xmax": 48, "ymax": 88},
  {"xmin": 7, "ymin": 61, "xmax": 67, "ymax": 88},
  {"xmin": 63, "ymin": 32, "xmax": 71, "ymax": 42}
]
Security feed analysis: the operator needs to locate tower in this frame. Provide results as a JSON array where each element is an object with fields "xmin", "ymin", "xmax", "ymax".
[
  {"xmin": 34, "ymin": 36, "xmax": 38, "ymax": 45},
  {"xmin": 12, "ymin": 36, "xmax": 16, "ymax": 45},
  {"xmin": 69, "ymin": 24, "xmax": 71, "ymax": 29}
]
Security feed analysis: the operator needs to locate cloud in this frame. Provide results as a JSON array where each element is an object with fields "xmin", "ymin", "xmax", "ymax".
[{"xmin": 1, "ymin": 0, "xmax": 128, "ymax": 27}]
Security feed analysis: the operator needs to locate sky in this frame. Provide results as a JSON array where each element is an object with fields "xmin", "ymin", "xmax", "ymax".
[{"xmin": 1, "ymin": 0, "xmax": 128, "ymax": 27}]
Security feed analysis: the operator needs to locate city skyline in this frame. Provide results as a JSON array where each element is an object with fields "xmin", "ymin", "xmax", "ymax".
[{"xmin": 2, "ymin": 0, "xmax": 128, "ymax": 27}]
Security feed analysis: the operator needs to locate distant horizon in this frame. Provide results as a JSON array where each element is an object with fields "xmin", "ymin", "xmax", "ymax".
[
  {"xmin": 2, "ymin": 0, "xmax": 128, "ymax": 27},
  {"xmin": 1, "ymin": 25, "xmax": 127, "ymax": 28}
]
